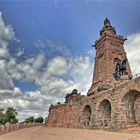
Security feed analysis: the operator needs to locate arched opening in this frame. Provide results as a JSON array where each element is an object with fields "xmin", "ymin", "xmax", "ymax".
[
  {"xmin": 99, "ymin": 99, "xmax": 111, "ymax": 127},
  {"xmin": 122, "ymin": 90, "xmax": 140, "ymax": 125},
  {"xmin": 82, "ymin": 105, "xmax": 92, "ymax": 126}
]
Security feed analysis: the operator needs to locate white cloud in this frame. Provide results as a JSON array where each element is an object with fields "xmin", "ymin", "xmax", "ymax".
[
  {"xmin": 47, "ymin": 56, "xmax": 69, "ymax": 77},
  {"xmin": 0, "ymin": 12, "xmax": 94, "ymax": 122},
  {"xmin": 4, "ymin": 52, "xmax": 94, "ymax": 121},
  {"xmin": 124, "ymin": 33, "xmax": 140, "ymax": 75},
  {"xmin": 0, "ymin": 12, "xmax": 17, "ymax": 95},
  {"xmin": 15, "ymin": 48, "xmax": 24, "ymax": 57},
  {"xmin": 0, "ymin": 87, "xmax": 22, "ymax": 100},
  {"xmin": 0, "ymin": 60, "xmax": 14, "ymax": 90},
  {"xmin": 0, "ymin": 55, "xmax": 92, "ymax": 121},
  {"xmin": 32, "ymin": 53, "xmax": 45, "ymax": 70},
  {"xmin": 0, "ymin": 12, "xmax": 15, "ymax": 41},
  {"xmin": 0, "ymin": 13, "xmax": 23, "ymax": 106},
  {"xmin": 7, "ymin": 58, "xmax": 22, "ymax": 80},
  {"xmin": 0, "ymin": 11, "xmax": 93, "ymax": 121},
  {"xmin": 0, "ymin": 12, "xmax": 15, "ymax": 60},
  {"xmin": 35, "ymin": 39, "xmax": 71, "ymax": 57},
  {"xmin": 69, "ymin": 57, "xmax": 93, "ymax": 90}
]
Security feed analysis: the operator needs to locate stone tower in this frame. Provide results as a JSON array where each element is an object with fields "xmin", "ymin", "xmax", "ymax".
[{"xmin": 88, "ymin": 18, "xmax": 132, "ymax": 95}]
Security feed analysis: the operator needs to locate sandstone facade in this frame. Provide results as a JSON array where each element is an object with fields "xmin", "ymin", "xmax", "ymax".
[{"xmin": 46, "ymin": 19, "xmax": 140, "ymax": 130}]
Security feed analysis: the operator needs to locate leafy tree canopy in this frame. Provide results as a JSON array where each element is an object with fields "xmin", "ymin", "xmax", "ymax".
[
  {"xmin": 25, "ymin": 116, "xmax": 35, "ymax": 123},
  {"xmin": 35, "ymin": 116, "xmax": 44, "ymax": 123},
  {"xmin": 0, "ymin": 107, "xmax": 18, "ymax": 125}
]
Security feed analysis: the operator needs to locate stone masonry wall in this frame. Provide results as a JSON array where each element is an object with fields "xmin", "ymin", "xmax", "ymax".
[
  {"xmin": 46, "ymin": 76, "xmax": 140, "ymax": 129},
  {"xmin": 47, "ymin": 103, "xmax": 81, "ymax": 128}
]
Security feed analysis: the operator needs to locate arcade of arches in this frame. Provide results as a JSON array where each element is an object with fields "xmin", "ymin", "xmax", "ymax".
[
  {"xmin": 47, "ymin": 80, "xmax": 140, "ymax": 129},
  {"xmin": 79, "ymin": 90, "xmax": 140, "ymax": 128}
]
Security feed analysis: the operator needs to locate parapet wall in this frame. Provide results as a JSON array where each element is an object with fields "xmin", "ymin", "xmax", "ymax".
[{"xmin": 0, "ymin": 123, "xmax": 42, "ymax": 135}]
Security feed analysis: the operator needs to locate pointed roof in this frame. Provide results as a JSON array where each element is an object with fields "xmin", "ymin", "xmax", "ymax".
[
  {"xmin": 100, "ymin": 18, "xmax": 116, "ymax": 36},
  {"xmin": 104, "ymin": 17, "xmax": 110, "ymax": 26}
]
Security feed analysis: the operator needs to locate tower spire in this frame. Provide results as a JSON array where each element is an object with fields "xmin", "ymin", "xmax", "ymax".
[
  {"xmin": 88, "ymin": 19, "xmax": 132, "ymax": 95},
  {"xmin": 104, "ymin": 17, "xmax": 110, "ymax": 26},
  {"xmin": 100, "ymin": 18, "xmax": 116, "ymax": 36}
]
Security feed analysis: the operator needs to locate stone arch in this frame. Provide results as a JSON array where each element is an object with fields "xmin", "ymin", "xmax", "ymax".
[
  {"xmin": 122, "ymin": 89, "xmax": 140, "ymax": 125},
  {"xmin": 98, "ymin": 99, "xmax": 111, "ymax": 127},
  {"xmin": 80, "ymin": 105, "xmax": 92, "ymax": 127}
]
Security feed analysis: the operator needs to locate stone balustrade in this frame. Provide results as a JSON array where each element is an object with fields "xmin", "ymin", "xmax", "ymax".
[{"xmin": 0, "ymin": 123, "xmax": 42, "ymax": 135}]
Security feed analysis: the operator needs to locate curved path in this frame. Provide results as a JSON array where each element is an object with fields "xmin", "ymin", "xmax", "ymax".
[{"xmin": 0, "ymin": 126, "xmax": 140, "ymax": 140}]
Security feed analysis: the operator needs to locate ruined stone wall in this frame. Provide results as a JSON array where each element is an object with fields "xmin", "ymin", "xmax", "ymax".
[
  {"xmin": 47, "ymin": 103, "xmax": 81, "ymax": 128},
  {"xmin": 46, "ymin": 76, "xmax": 140, "ymax": 130}
]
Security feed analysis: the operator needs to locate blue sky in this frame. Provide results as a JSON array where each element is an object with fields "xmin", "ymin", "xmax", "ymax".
[
  {"xmin": 1, "ymin": 1, "xmax": 140, "ymax": 55},
  {"xmin": 0, "ymin": 1, "xmax": 140, "ymax": 121}
]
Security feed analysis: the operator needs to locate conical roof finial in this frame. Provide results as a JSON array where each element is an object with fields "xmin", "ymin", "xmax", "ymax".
[
  {"xmin": 100, "ymin": 18, "xmax": 116, "ymax": 36},
  {"xmin": 104, "ymin": 17, "xmax": 110, "ymax": 26}
]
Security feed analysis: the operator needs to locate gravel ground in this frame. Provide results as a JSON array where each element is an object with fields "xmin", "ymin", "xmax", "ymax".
[{"xmin": 0, "ymin": 126, "xmax": 140, "ymax": 140}]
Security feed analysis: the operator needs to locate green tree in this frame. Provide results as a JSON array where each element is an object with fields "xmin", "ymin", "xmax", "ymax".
[
  {"xmin": 35, "ymin": 116, "xmax": 44, "ymax": 123},
  {"xmin": 25, "ymin": 116, "xmax": 35, "ymax": 123},
  {"xmin": 0, "ymin": 108, "xmax": 6, "ymax": 124},
  {"xmin": 5, "ymin": 107, "xmax": 18, "ymax": 124}
]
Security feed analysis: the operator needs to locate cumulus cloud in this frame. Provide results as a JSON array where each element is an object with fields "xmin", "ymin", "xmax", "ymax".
[
  {"xmin": 35, "ymin": 39, "xmax": 71, "ymax": 57},
  {"xmin": 0, "ymin": 12, "xmax": 94, "ymax": 121},
  {"xmin": 15, "ymin": 48, "xmax": 24, "ymax": 57},
  {"xmin": 0, "ymin": 12, "xmax": 15, "ymax": 60},
  {"xmin": 0, "ymin": 12, "xmax": 21, "ymax": 101},
  {"xmin": 124, "ymin": 33, "xmax": 140, "ymax": 75},
  {"xmin": 0, "ymin": 87, "xmax": 22, "ymax": 100},
  {"xmin": 1, "ymin": 10, "xmax": 140, "ymax": 122},
  {"xmin": 47, "ymin": 56, "xmax": 69, "ymax": 77},
  {"xmin": 4, "ymin": 52, "xmax": 93, "ymax": 121},
  {"xmin": 0, "ymin": 60, "xmax": 14, "ymax": 90}
]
